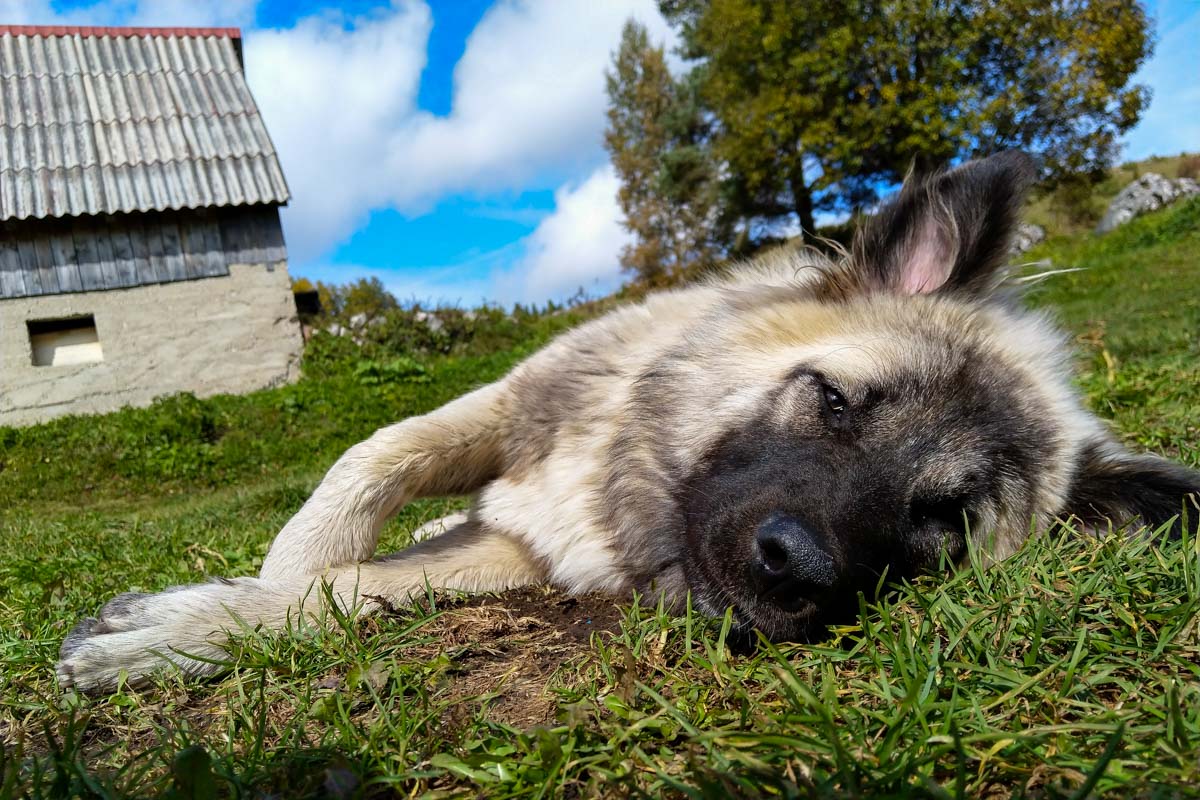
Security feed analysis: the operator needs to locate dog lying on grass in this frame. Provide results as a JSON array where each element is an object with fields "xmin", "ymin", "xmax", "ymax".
[{"xmin": 58, "ymin": 151, "xmax": 1200, "ymax": 693}]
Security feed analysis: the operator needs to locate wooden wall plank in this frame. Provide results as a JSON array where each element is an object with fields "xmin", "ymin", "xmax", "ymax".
[
  {"xmin": 143, "ymin": 222, "xmax": 170, "ymax": 283},
  {"xmin": 93, "ymin": 229, "xmax": 120, "ymax": 289},
  {"xmin": 73, "ymin": 224, "xmax": 106, "ymax": 292},
  {"xmin": 0, "ymin": 236, "xmax": 27, "ymax": 298},
  {"xmin": 259, "ymin": 206, "xmax": 286, "ymax": 264},
  {"xmin": 16, "ymin": 239, "xmax": 45, "ymax": 296},
  {"xmin": 0, "ymin": 205, "xmax": 286, "ymax": 298},
  {"xmin": 49, "ymin": 230, "xmax": 83, "ymax": 293},
  {"xmin": 179, "ymin": 221, "xmax": 207, "ymax": 279},
  {"xmin": 110, "ymin": 227, "xmax": 138, "ymax": 288},
  {"xmin": 244, "ymin": 211, "xmax": 268, "ymax": 265},
  {"xmin": 125, "ymin": 222, "xmax": 154, "ymax": 286},
  {"xmin": 159, "ymin": 220, "xmax": 187, "ymax": 281},
  {"xmin": 32, "ymin": 235, "xmax": 62, "ymax": 296},
  {"xmin": 199, "ymin": 217, "xmax": 228, "ymax": 277},
  {"xmin": 217, "ymin": 210, "xmax": 249, "ymax": 263}
]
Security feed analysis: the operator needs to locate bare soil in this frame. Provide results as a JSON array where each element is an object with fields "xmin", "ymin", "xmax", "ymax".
[{"xmin": 405, "ymin": 585, "xmax": 625, "ymax": 728}]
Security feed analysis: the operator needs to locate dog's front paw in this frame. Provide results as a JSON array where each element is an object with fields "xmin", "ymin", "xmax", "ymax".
[{"xmin": 56, "ymin": 584, "xmax": 248, "ymax": 694}]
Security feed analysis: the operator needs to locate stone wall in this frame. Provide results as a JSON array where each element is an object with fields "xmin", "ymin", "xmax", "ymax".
[{"xmin": 0, "ymin": 261, "xmax": 303, "ymax": 426}]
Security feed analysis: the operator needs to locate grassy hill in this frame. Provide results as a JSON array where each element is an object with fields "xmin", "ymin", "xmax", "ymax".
[
  {"xmin": 1024, "ymin": 153, "xmax": 1200, "ymax": 235},
  {"xmin": 2, "ymin": 192, "xmax": 1199, "ymax": 797}
]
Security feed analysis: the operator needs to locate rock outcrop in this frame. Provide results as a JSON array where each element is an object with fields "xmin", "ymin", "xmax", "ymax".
[
  {"xmin": 1095, "ymin": 173, "xmax": 1200, "ymax": 234},
  {"xmin": 1011, "ymin": 222, "xmax": 1046, "ymax": 254}
]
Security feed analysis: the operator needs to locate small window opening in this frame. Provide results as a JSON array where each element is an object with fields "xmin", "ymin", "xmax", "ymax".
[{"xmin": 28, "ymin": 315, "xmax": 104, "ymax": 367}]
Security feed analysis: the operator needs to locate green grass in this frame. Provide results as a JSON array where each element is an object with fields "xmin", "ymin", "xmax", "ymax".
[
  {"xmin": 3, "ymin": 198, "xmax": 1200, "ymax": 798},
  {"xmin": 1020, "ymin": 194, "xmax": 1200, "ymax": 462}
]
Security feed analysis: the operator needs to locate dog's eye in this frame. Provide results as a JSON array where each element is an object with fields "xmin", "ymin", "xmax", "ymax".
[{"xmin": 822, "ymin": 385, "xmax": 848, "ymax": 417}]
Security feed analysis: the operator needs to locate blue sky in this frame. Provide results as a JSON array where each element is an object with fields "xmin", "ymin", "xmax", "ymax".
[{"xmin": 16, "ymin": 0, "xmax": 1200, "ymax": 306}]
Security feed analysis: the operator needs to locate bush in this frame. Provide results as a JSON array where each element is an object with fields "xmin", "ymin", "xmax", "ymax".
[
  {"xmin": 300, "ymin": 330, "xmax": 365, "ymax": 379},
  {"xmin": 305, "ymin": 301, "xmax": 588, "ymax": 374},
  {"xmin": 1178, "ymin": 154, "xmax": 1200, "ymax": 181},
  {"xmin": 352, "ymin": 356, "xmax": 430, "ymax": 386},
  {"xmin": 113, "ymin": 394, "xmax": 227, "ymax": 480},
  {"xmin": 1047, "ymin": 177, "xmax": 1105, "ymax": 229}
]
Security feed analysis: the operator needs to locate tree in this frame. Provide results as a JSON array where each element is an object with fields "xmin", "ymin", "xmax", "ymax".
[
  {"xmin": 654, "ymin": 0, "xmax": 1152, "ymax": 244},
  {"xmin": 313, "ymin": 277, "xmax": 398, "ymax": 326},
  {"xmin": 604, "ymin": 20, "xmax": 726, "ymax": 285},
  {"xmin": 342, "ymin": 277, "xmax": 398, "ymax": 324}
]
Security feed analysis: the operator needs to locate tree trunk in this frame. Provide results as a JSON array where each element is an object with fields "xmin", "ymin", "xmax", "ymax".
[
  {"xmin": 790, "ymin": 173, "xmax": 816, "ymax": 238},
  {"xmin": 911, "ymin": 152, "xmax": 937, "ymax": 179}
]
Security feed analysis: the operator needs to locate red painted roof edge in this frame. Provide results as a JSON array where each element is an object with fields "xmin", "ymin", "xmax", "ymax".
[{"xmin": 0, "ymin": 25, "xmax": 242, "ymax": 39}]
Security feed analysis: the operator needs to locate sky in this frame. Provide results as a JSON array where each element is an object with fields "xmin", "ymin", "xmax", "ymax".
[{"xmin": 5, "ymin": 0, "xmax": 1198, "ymax": 307}]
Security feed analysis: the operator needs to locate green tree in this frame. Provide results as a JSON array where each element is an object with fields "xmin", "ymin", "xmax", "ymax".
[
  {"xmin": 655, "ymin": 0, "xmax": 1152, "ymax": 242},
  {"xmin": 342, "ymin": 277, "xmax": 398, "ymax": 324},
  {"xmin": 313, "ymin": 277, "xmax": 398, "ymax": 326},
  {"xmin": 604, "ymin": 20, "xmax": 726, "ymax": 285}
]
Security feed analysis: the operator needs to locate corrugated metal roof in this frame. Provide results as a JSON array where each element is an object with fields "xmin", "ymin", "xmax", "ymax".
[{"xmin": 0, "ymin": 27, "xmax": 289, "ymax": 222}]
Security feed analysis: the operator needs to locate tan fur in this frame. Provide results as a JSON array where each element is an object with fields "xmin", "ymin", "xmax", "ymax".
[
  {"xmin": 55, "ymin": 270, "xmax": 751, "ymax": 691},
  {"xmin": 59, "ymin": 521, "xmax": 544, "ymax": 692},
  {"xmin": 56, "ymin": 248, "xmax": 1103, "ymax": 692},
  {"xmin": 66, "ymin": 144, "xmax": 1199, "ymax": 697},
  {"xmin": 258, "ymin": 381, "xmax": 513, "ymax": 580}
]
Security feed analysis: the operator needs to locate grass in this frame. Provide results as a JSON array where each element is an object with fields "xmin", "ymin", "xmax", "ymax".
[{"xmin": 3, "ymin": 197, "xmax": 1200, "ymax": 798}]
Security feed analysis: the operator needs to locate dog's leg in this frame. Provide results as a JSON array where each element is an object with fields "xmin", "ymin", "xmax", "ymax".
[
  {"xmin": 260, "ymin": 381, "xmax": 512, "ymax": 581},
  {"xmin": 411, "ymin": 511, "xmax": 471, "ymax": 541},
  {"xmin": 58, "ymin": 522, "xmax": 543, "ymax": 693}
]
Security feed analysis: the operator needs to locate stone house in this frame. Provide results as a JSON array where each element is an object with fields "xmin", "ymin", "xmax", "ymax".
[{"xmin": 0, "ymin": 25, "xmax": 302, "ymax": 426}]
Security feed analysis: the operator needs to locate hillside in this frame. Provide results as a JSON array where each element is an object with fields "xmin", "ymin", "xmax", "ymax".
[
  {"xmin": 1, "ymin": 189, "xmax": 1198, "ymax": 797},
  {"xmin": 1024, "ymin": 153, "xmax": 1200, "ymax": 235}
]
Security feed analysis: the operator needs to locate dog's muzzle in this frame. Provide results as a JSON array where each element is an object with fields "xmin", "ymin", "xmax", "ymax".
[{"xmin": 750, "ymin": 512, "xmax": 837, "ymax": 611}]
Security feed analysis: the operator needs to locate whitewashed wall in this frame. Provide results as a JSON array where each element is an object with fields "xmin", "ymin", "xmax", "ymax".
[{"xmin": 0, "ymin": 262, "xmax": 303, "ymax": 426}]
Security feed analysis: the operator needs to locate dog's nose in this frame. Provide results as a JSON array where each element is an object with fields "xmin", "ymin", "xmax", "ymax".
[{"xmin": 752, "ymin": 513, "xmax": 836, "ymax": 604}]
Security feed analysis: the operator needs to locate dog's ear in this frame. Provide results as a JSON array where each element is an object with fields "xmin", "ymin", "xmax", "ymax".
[
  {"xmin": 850, "ymin": 150, "xmax": 1038, "ymax": 297},
  {"xmin": 1059, "ymin": 441, "xmax": 1200, "ymax": 538}
]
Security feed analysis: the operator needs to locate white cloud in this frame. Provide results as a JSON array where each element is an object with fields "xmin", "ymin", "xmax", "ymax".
[
  {"xmin": 383, "ymin": 0, "xmax": 671, "ymax": 207},
  {"xmin": 242, "ymin": 0, "xmax": 670, "ymax": 262},
  {"xmin": 244, "ymin": 1, "xmax": 433, "ymax": 258},
  {"xmin": 296, "ymin": 163, "xmax": 629, "ymax": 307},
  {"xmin": 301, "ymin": 165, "xmax": 630, "ymax": 308},
  {"xmin": 9, "ymin": 0, "xmax": 670, "ymax": 270},
  {"xmin": 0, "ymin": 0, "xmax": 77, "ymax": 23},
  {"xmin": 0, "ymin": 0, "xmax": 256, "ymax": 26},
  {"xmin": 495, "ymin": 164, "xmax": 629, "ymax": 304}
]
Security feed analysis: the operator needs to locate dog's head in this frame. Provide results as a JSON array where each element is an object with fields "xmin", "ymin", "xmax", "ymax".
[{"xmin": 673, "ymin": 151, "xmax": 1200, "ymax": 640}]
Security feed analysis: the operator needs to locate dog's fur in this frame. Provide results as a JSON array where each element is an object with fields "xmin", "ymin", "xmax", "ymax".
[{"xmin": 58, "ymin": 152, "xmax": 1200, "ymax": 693}]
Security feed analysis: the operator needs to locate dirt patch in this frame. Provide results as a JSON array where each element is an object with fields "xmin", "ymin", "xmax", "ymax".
[
  {"xmin": 402, "ymin": 585, "xmax": 625, "ymax": 729},
  {"xmin": 8, "ymin": 587, "xmax": 625, "ymax": 774}
]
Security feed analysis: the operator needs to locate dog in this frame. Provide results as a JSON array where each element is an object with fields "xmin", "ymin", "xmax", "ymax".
[{"xmin": 57, "ymin": 151, "xmax": 1200, "ymax": 693}]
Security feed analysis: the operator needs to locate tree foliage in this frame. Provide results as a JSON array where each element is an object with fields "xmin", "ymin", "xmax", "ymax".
[
  {"xmin": 607, "ymin": 0, "xmax": 1153, "ymax": 269},
  {"xmin": 313, "ymin": 276, "xmax": 398, "ymax": 326},
  {"xmin": 604, "ymin": 21, "xmax": 726, "ymax": 286}
]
